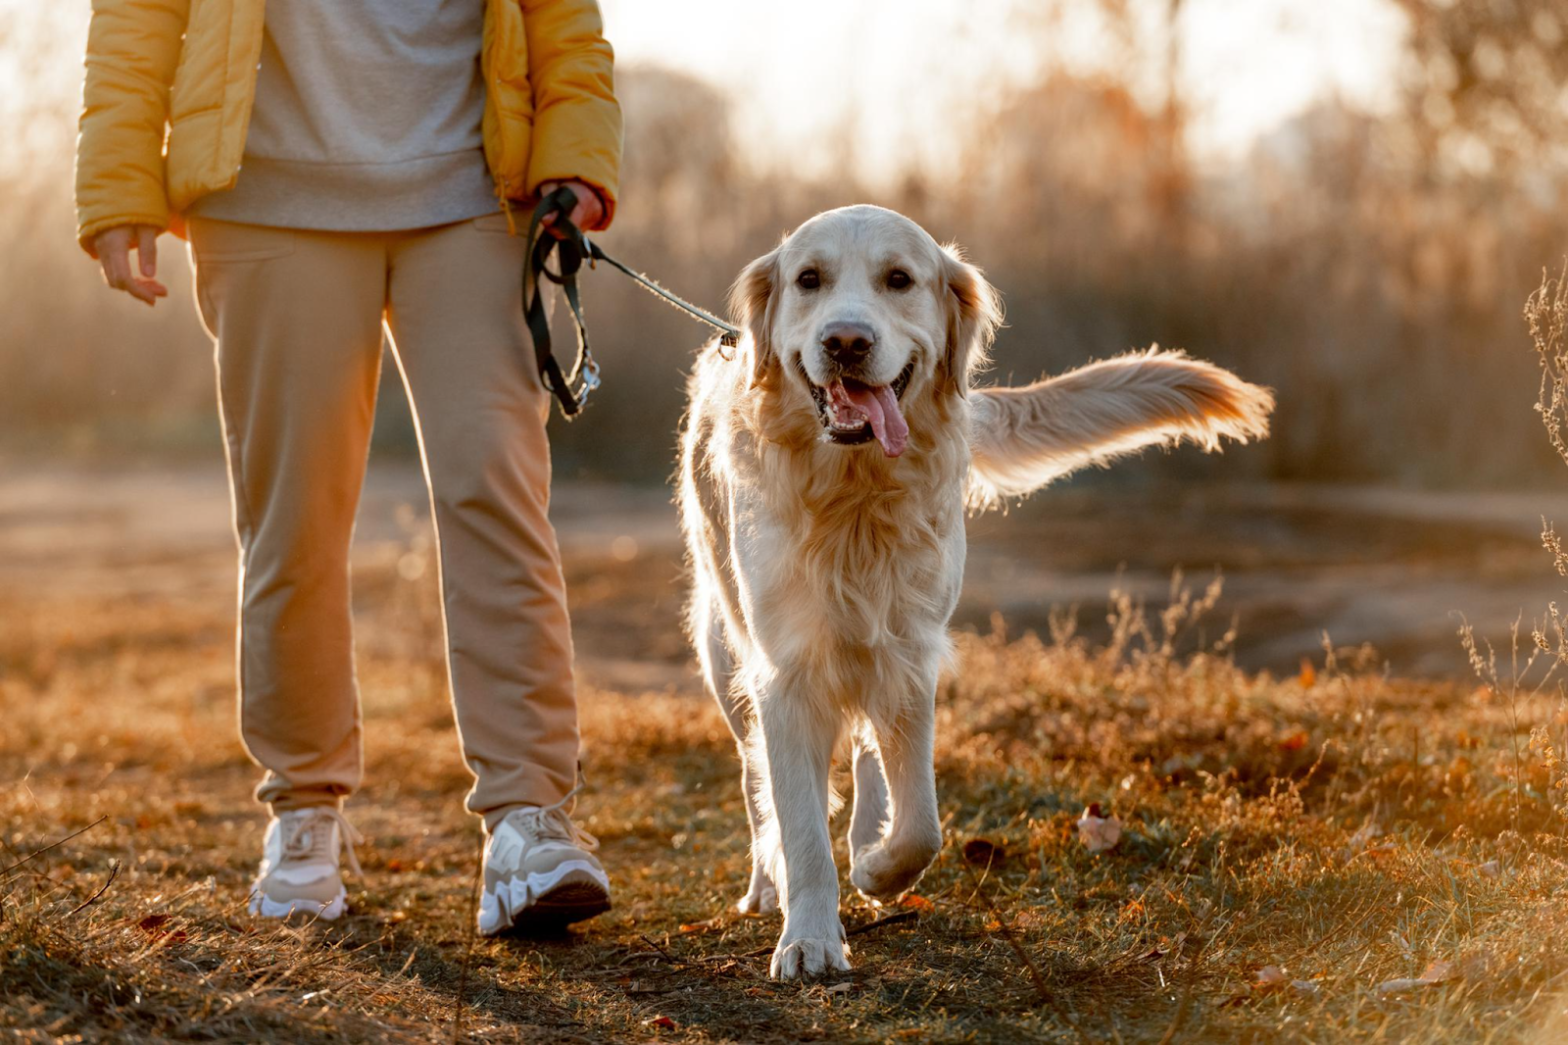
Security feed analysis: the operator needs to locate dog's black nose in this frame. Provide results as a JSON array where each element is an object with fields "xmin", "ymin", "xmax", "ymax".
[{"xmin": 821, "ymin": 322, "xmax": 876, "ymax": 366}]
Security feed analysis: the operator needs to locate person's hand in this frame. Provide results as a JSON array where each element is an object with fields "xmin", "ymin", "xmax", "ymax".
[
  {"xmin": 93, "ymin": 224, "xmax": 168, "ymax": 307},
  {"xmin": 537, "ymin": 179, "xmax": 606, "ymax": 238}
]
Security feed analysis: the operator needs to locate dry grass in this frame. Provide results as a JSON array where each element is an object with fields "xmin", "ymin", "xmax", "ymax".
[
  {"xmin": 5, "ymin": 550, "xmax": 1568, "ymax": 1043},
  {"xmin": 5, "ymin": 266, "xmax": 1568, "ymax": 1042}
]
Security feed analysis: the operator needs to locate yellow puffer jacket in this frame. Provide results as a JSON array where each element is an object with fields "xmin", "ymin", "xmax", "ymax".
[{"xmin": 75, "ymin": 0, "xmax": 622, "ymax": 254}]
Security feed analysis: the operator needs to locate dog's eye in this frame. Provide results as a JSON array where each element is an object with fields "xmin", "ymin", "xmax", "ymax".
[
  {"xmin": 887, "ymin": 269, "xmax": 913, "ymax": 290},
  {"xmin": 797, "ymin": 269, "xmax": 821, "ymax": 290}
]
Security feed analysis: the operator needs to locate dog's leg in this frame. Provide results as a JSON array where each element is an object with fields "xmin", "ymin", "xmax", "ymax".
[
  {"xmin": 848, "ymin": 723, "xmax": 890, "ymax": 861},
  {"xmin": 850, "ymin": 682, "xmax": 942, "ymax": 902},
  {"xmin": 696, "ymin": 597, "xmax": 779, "ymax": 914},
  {"xmin": 734, "ymin": 747, "xmax": 780, "ymax": 915},
  {"xmin": 757, "ymin": 689, "xmax": 850, "ymax": 979}
]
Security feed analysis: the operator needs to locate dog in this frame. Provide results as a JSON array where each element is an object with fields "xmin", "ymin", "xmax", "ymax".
[{"xmin": 677, "ymin": 205, "xmax": 1273, "ymax": 979}]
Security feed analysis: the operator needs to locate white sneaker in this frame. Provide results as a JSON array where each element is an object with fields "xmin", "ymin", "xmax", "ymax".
[
  {"xmin": 478, "ymin": 804, "xmax": 611, "ymax": 936},
  {"xmin": 249, "ymin": 807, "xmax": 362, "ymax": 921}
]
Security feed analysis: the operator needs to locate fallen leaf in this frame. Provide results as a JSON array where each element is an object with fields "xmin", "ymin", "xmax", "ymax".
[
  {"xmin": 1278, "ymin": 729, "xmax": 1309, "ymax": 752},
  {"xmin": 1376, "ymin": 977, "xmax": 1435, "ymax": 995},
  {"xmin": 900, "ymin": 894, "xmax": 934, "ymax": 913},
  {"xmin": 1255, "ymin": 965, "xmax": 1289, "ymax": 988},
  {"xmin": 1076, "ymin": 805, "xmax": 1123, "ymax": 854},
  {"xmin": 135, "ymin": 913, "xmax": 187, "ymax": 946},
  {"xmin": 678, "ymin": 918, "xmax": 721, "ymax": 935},
  {"xmin": 824, "ymin": 982, "xmax": 854, "ymax": 995},
  {"xmin": 963, "ymin": 838, "xmax": 1005, "ymax": 867},
  {"xmin": 642, "ymin": 1014, "xmax": 677, "ymax": 1031},
  {"xmin": 1379, "ymin": 972, "xmax": 1430, "ymax": 991}
]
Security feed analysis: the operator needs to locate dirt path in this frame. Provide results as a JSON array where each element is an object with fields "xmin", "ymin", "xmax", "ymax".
[{"xmin": 3, "ymin": 463, "xmax": 1564, "ymax": 679}]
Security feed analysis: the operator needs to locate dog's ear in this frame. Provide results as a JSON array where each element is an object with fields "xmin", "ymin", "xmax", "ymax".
[
  {"xmin": 728, "ymin": 247, "xmax": 781, "ymax": 385},
  {"xmin": 939, "ymin": 245, "xmax": 1004, "ymax": 397}
]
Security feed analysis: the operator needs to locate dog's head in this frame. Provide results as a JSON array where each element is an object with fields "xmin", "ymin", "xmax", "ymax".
[{"xmin": 729, "ymin": 206, "xmax": 1002, "ymax": 458}]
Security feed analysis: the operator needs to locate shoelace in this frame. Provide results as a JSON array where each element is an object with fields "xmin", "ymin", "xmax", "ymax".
[
  {"xmin": 507, "ymin": 786, "xmax": 599, "ymax": 852},
  {"xmin": 280, "ymin": 807, "xmax": 364, "ymax": 878}
]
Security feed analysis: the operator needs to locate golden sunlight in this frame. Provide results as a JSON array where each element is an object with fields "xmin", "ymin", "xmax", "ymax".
[{"xmin": 601, "ymin": 0, "xmax": 1405, "ymax": 178}]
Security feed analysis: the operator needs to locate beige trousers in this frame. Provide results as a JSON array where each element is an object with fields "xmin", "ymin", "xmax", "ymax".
[{"xmin": 189, "ymin": 214, "xmax": 578, "ymax": 830}]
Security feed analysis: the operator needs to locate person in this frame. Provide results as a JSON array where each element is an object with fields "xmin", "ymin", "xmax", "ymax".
[{"xmin": 74, "ymin": 0, "xmax": 623, "ymax": 935}]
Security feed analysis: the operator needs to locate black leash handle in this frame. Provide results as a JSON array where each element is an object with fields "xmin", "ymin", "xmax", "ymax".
[
  {"xmin": 522, "ymin": 185, "xmax": 742, "ymax": 420},
  {"xmin": 524, "ymin": 187, "xmax": 599, "ymax": 418}
]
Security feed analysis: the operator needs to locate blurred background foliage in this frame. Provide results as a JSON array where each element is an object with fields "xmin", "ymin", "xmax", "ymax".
[{"xmin": 2, "ymin": 0, "xmax": 1566, "ymax": 486}]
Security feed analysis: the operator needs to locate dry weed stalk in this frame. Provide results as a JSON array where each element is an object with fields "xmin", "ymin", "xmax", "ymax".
[
  {"xmin": 1443, "ymin": 265, "xmax": 1568, "ymax": 834},
  {"xmin": 1528, "ymin": 263, "xmax": 1568, "ymax": 479}
]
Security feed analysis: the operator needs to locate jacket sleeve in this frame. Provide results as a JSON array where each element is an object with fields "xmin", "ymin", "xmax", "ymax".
[
  {"xmin": 74, "ymin": 0, "xmax": 190, "ymax": 256},
  {"xmin": 520, "ymin": 0, "xmax": 624, "ymax": 229}
]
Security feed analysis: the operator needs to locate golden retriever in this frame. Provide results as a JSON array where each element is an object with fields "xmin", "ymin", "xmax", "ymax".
[{"xmin": 678, "ymin": 205, "xmax": 1273, "ymax": 979}]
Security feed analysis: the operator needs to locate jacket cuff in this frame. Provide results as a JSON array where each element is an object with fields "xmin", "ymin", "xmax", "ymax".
[{"xmin": 525, "ymin": 105, "xmax": 621, "ymax": 229}]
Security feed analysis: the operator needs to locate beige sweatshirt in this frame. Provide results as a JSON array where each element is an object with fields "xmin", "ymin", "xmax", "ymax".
[{"xmin": 188, "ymin": 0, "xmax": 497, "ymax": 231}]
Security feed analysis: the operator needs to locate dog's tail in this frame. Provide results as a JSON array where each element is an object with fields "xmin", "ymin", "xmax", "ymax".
[{"xmin": 966, "ymin": 348, "xmax": 1274, "ymax": 510}]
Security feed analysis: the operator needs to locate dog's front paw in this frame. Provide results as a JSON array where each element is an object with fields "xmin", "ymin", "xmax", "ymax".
[
  {"xmin": 736, "ymin": 865, "xmax": 779, "ymax": 914},
  {"xmin": 770, "ymin": 925, "xmax": 851, "ymax": 980},
  {"xmin": 851, "ymin": 839, "xmax": 937, "ymax": 901}
]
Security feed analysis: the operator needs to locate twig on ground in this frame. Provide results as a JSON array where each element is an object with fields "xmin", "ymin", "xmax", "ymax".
[
  {"xmin": 846, "ymin": 909, "xmax": 918, "ymax": 938},
  {"xmin": 1156, "ymin": 847, "xmax": 1225, "ymax": 1045},
  {"xmin": 0, "ymin": 816, "xmax": 108, "ymax": 878},
  {"xmin": 62, "ymin": 859, "xmax": 120, "ymax": 919},
  {"xmin": 959, "ymin": 860, "xmax": 1096, "ymax": 1045},
  {"xmin": 639, "ymin": 932, "xmax": 680, "ymax": 964},
  {"xmin": 1154, "ymin": 918, "xmax": 1214, "ymax": 1045}
]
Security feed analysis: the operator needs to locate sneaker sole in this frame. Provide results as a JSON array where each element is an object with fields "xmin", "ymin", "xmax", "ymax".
[
  {"xmin": 506, "ymin": 882, "xmax": 612, "ymax": 934},
  {"xmin": 250, "ymin": 888, "xmax": 347, "ymax": 922},
  {"xmin": 479, "ymin": 862, "xmax": 611, "ymax": 936}
]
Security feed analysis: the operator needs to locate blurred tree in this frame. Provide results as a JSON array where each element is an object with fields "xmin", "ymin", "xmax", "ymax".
[{"xmin": 1392, "ymin": 0, "xmax": 1568, "ymax": 181}]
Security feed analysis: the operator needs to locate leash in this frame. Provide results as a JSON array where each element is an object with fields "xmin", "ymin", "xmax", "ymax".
[{"xmin": 523, "ymin": 186, "xmax": 740, "ymax": 419}]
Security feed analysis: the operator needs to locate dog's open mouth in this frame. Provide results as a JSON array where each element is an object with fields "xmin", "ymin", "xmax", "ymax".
[{"xmin": 803, "ymin": 361, "xmax": 914, "ymax": 458}]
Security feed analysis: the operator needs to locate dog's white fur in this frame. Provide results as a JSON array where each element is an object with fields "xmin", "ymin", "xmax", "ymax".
[{"xmin": 677, "ymin": 205, "xmax": 1273, "ymax": 979}]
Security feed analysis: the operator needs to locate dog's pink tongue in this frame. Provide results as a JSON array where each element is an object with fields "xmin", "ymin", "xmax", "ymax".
[{"xmin": 839, "ymin": 383, "xmax": 909, "ymax": 458}]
